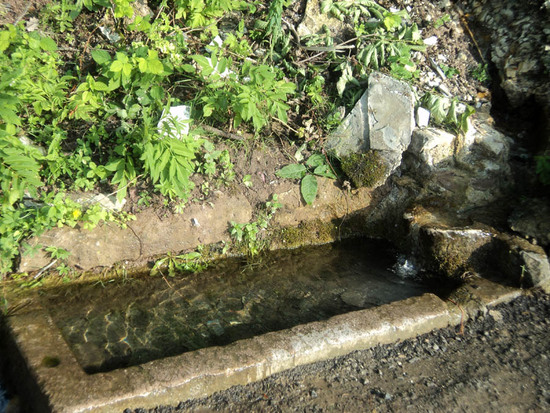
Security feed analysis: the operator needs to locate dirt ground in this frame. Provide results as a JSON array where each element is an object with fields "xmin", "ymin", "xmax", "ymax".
[{"xmin": 131, "ymin": 289, "xmax": 550, "ymax": 413}]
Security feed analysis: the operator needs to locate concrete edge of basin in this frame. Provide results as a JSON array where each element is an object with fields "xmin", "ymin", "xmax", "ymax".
[{"xmin": 2, "ymin": 279, "xmax": 522, "ymax": 412}]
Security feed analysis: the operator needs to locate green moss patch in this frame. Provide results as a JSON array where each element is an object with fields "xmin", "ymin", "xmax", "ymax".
[{"xmin": 340, "ymin": 151, "xmax": 387, "ymax": 188}]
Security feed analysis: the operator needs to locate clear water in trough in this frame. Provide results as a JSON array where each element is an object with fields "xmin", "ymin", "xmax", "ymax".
[{"xmin": 41, "ymin": 238, "xmax": 430, "ymax": 373}]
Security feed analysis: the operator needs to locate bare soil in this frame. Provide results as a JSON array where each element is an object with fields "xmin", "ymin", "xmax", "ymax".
[{"xmin": 0, "ymin": 0, "xmax": 50, "ymax": 26}]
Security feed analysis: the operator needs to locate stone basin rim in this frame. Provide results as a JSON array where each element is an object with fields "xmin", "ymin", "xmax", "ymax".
[{"xmin": 1, "ymin": 277, "xmax": 521, "ymax": 413}]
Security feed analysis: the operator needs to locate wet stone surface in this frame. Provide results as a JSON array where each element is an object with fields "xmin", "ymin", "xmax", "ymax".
[
  {"xmin": 136, "ymin": 290, "xmax": 550, "ymax": 413},
  {"xmin": 41, "ymin": 239, "xmax": 428, "ymax": 373}
]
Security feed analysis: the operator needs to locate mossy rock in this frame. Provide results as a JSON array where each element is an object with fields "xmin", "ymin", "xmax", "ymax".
[
  {"xmin": 340, "ymin": 151, "xmax": 387, "ymax": 188},
  {"xmin": 272, "ymin": 219, "xmax": 339, "ymax": 249}
]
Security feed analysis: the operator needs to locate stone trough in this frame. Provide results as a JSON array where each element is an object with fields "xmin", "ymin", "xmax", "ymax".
[
  {"xmin": 1, "ymin": 275, "xmax": 520, "ymax": 412},
  {"xmin": 2, "ymin": 69, "xmax": 549, "ymax": 411}
]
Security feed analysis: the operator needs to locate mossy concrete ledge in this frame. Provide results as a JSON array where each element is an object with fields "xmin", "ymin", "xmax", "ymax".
[{"xmin": 4, "ymin": 293, "xmax": 451, "ymax": 412}]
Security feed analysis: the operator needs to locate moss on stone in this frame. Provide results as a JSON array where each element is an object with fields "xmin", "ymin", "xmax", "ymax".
[
  {"xmin": 272, "ymin": 219, "xmax": 339, "ymax": 249},
  {"xmin": 340, "ymin": 151, "xmax": 387, "ymax": 188}
]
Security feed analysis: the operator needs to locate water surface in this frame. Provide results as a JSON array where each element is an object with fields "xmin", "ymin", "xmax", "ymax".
[{"xmin": 42, "ymin": 239, "xmax": 429, "ymax": 373}]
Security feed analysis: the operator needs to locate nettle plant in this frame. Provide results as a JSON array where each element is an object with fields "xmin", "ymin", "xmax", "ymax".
[
  {"xmin": 186, "ymin": 51, "xmax": 296, "ymax": 132},
  {"xmin": 276, "ymin": 153, "xmax": 337, "ymax": 205}
]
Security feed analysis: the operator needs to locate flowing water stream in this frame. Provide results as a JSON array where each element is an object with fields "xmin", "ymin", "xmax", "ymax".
[{"xmin": 41, "ymin": 238, "xmax": 430, "ymax": 374}]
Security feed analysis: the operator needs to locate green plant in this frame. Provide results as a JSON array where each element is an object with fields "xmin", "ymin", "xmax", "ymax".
[
  {"xmin": 419, "ymin": 92, "xmax": 475, "ymax": 135},
  {"xmin": 142, "ymin": 134, "xmax": 202, "ymax": 202},
  {"xmin": 242, "ymin": 174, "xmax": 253, "ymax": 188},
  {"xmin": 40, "ymin": 0, "xmax": 79, "ymax": 33},
  {"xmin": 196, "ymin": 141, "xmax": 235, "ymax": 184},
  {"xmin": 151, "ymin": 250, "xmax": 208, "ymax": 277},
  {"xmin": 42, "ymin": 246, "xmax": 73, "ymax": 279},
  {"xmin": 44, "ymin": 246, "xmax": 71, "ymax": 261},
  {"xmin": 471, "ymin": 63, "xmax": 490, "ymax": 83},
  {"xmin": 229, "ymin": 195, "xmax": 281, "ymax": 256},
  {"xmin": 440, "ymin": 64, "xmax": 460, "ymax": 78},
  {"xmin": 189, "ymin": 53, "xmax": 296, "ymax": 132},
  {"xmin": 254, "ymin": 0, "xmax": 294, "ymax": 58},
  {"xmin": 313, "ymin": 1, "xmax": 425, "ymax": 96},
  {"xmin": 0, "ymin": 24, "xmax": 70, "ymax": 131},
  {"xmin": 0, "ymin": 135, "xmax": 43, "ymax": 207},
  {"xmin": 11, "ymin": 272, "xmax": 42, "ymax": 289},
  {"xmin": 535, "ymin": 155, "xmax": 550, "ymax": 185},
  {"xmin": 223, "ymin": 20, "xmax": 253, "ymax": 58},
  {"xmin": 58, "ymin": 263, "xmax": 73, "ymax": 278},
  {"xmin": 137, "ymin": 191, "xmax": 152, "ymax": 207},
  {"xmin": 0, "ymin": 191, "xmax": 133, "ymax": 276},
  {"xmin": 304, "ymin": 75, "xmax": 327, "ymax": 106},
  {"xmin": 173, "ymin": 0, "xmax": 252, "ymax": 36},
  {"xmin": 434, "ymin": 14, "xmax": 451, "ymax": 28},
  {"xmin": 276, "ymin": 153, "xmax": 337, "ymax": 205},
  {"xmin": 79, "ymin": 0, "xmax": 136, "ymax": 19}
]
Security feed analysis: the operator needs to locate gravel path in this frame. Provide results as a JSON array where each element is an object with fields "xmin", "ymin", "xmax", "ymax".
[{"xmin": 131, "ymin": 290, "xmax": 550, "ymax": 413}]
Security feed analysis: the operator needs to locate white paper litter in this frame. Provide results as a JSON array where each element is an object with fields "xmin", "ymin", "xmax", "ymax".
[{"xmin": 157, "ymin": 105, "xmax": 191, "ymax": 139}]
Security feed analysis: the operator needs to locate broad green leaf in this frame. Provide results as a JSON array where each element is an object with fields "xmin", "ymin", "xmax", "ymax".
[
  {"xmin": 313, "ymin": 165, "xmax": 337, "ymax": 179},
  {"xmin": 93, "ymin": 81, "xmax": 109, "ymax": 91},
  {"xmin": 337, "ymin": 63, "xmax": 354, "ymax": 96},
  {"xmin": 148, "ymin": 58, "xmax": 164, "ymax": 75},
  {"xmin": 150, "ymin": 85, "xmax": 164, "ymax": 101},
  {"xmin": 115, "ymin": 52, "xmax": 129, "ymax": 63},
  {"xmin": 445, "ymin": 99, "xmax": 458, "ymax": 125},
  {"xmin": 40, "ymin": 36, "xmax": 57, "ymax": 51},
  {"xmin": 320, "ymin": 0, "xmax": 332, "ymax": 14},
  {"xmin": 181, "ymin": 64, "xmax": 195, "ymax": 73},
  {"xmin": 105, "ymin": 158, "xmax": 123, "ymax": 172},
  {"xmin": 138, "ymin": 58, "xmax": 148, "ymax": 73},
  {"xmin": 122, "ymin": 62, "xmax": 133, "ymax": 77},
  {"xmin": 276, "ymin": 164, "xmax": 307, "ymax": 179},
  {"xmin": 301, "ymin": 174, "xmax": 318, "ymax": 205},
  {"xmin": 203, "ymin": 104, "xmax": 213, "ymax": 117},
  {"xmin": 459, "ymin": 105, "xmax": 475, "ymax": 133},
  {"xmin": 306, "ymin": 153, "xmax": 325, "ymax": 168},
  {"xmin": 0, "ymin": 107, "xmax": 21, "ymax": 125},
  {"xmin": 0, "ymin": 31, "xmax": 12, "ymax": 52},
  {"xmin": 91, "ymin": 49, "xmax": 111, "ymax": 65},
  {"xmin": 110, "ymin": 60, "xmax": 124, "ymax": 73},
  {"xmin": 192, "ymin": 55, "xmax": 212, "ymax": 71}
]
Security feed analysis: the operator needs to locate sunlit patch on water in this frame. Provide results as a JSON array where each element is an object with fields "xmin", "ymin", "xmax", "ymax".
[{"xmin": 41, "ymin": 238, "xmax": 430, "ymax": 373}]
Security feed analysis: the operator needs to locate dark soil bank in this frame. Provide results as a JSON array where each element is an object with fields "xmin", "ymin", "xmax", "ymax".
[{"xmin": 132, "ymin": 290, "xmax": 550, "ymax": 413}]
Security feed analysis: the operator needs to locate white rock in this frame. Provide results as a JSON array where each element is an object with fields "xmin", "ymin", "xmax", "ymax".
[
  {"xmin": 99, "ymin": 26, "xmax": 121, "ymax": 44},
  {"xmin": 416, "ymin": 107, "xmax": 431, "ymax": 128},
  {"xmin": 424, "ymin": 36, "xmax": 438, "ymax": 46},
  {"xmin": 19, "ymin": 136, "xmax": 46, "ymax": 156},
  {"xmin": 521, "ymin": 251, "xmax": 550, "ymax": 287},
  {"xmin": 408, "ymin": 128, "xmax": 455, "ymax": 169},
  {"xmin": 206, "ymin": 35, "xmax": 224, "ymax": 52}
]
